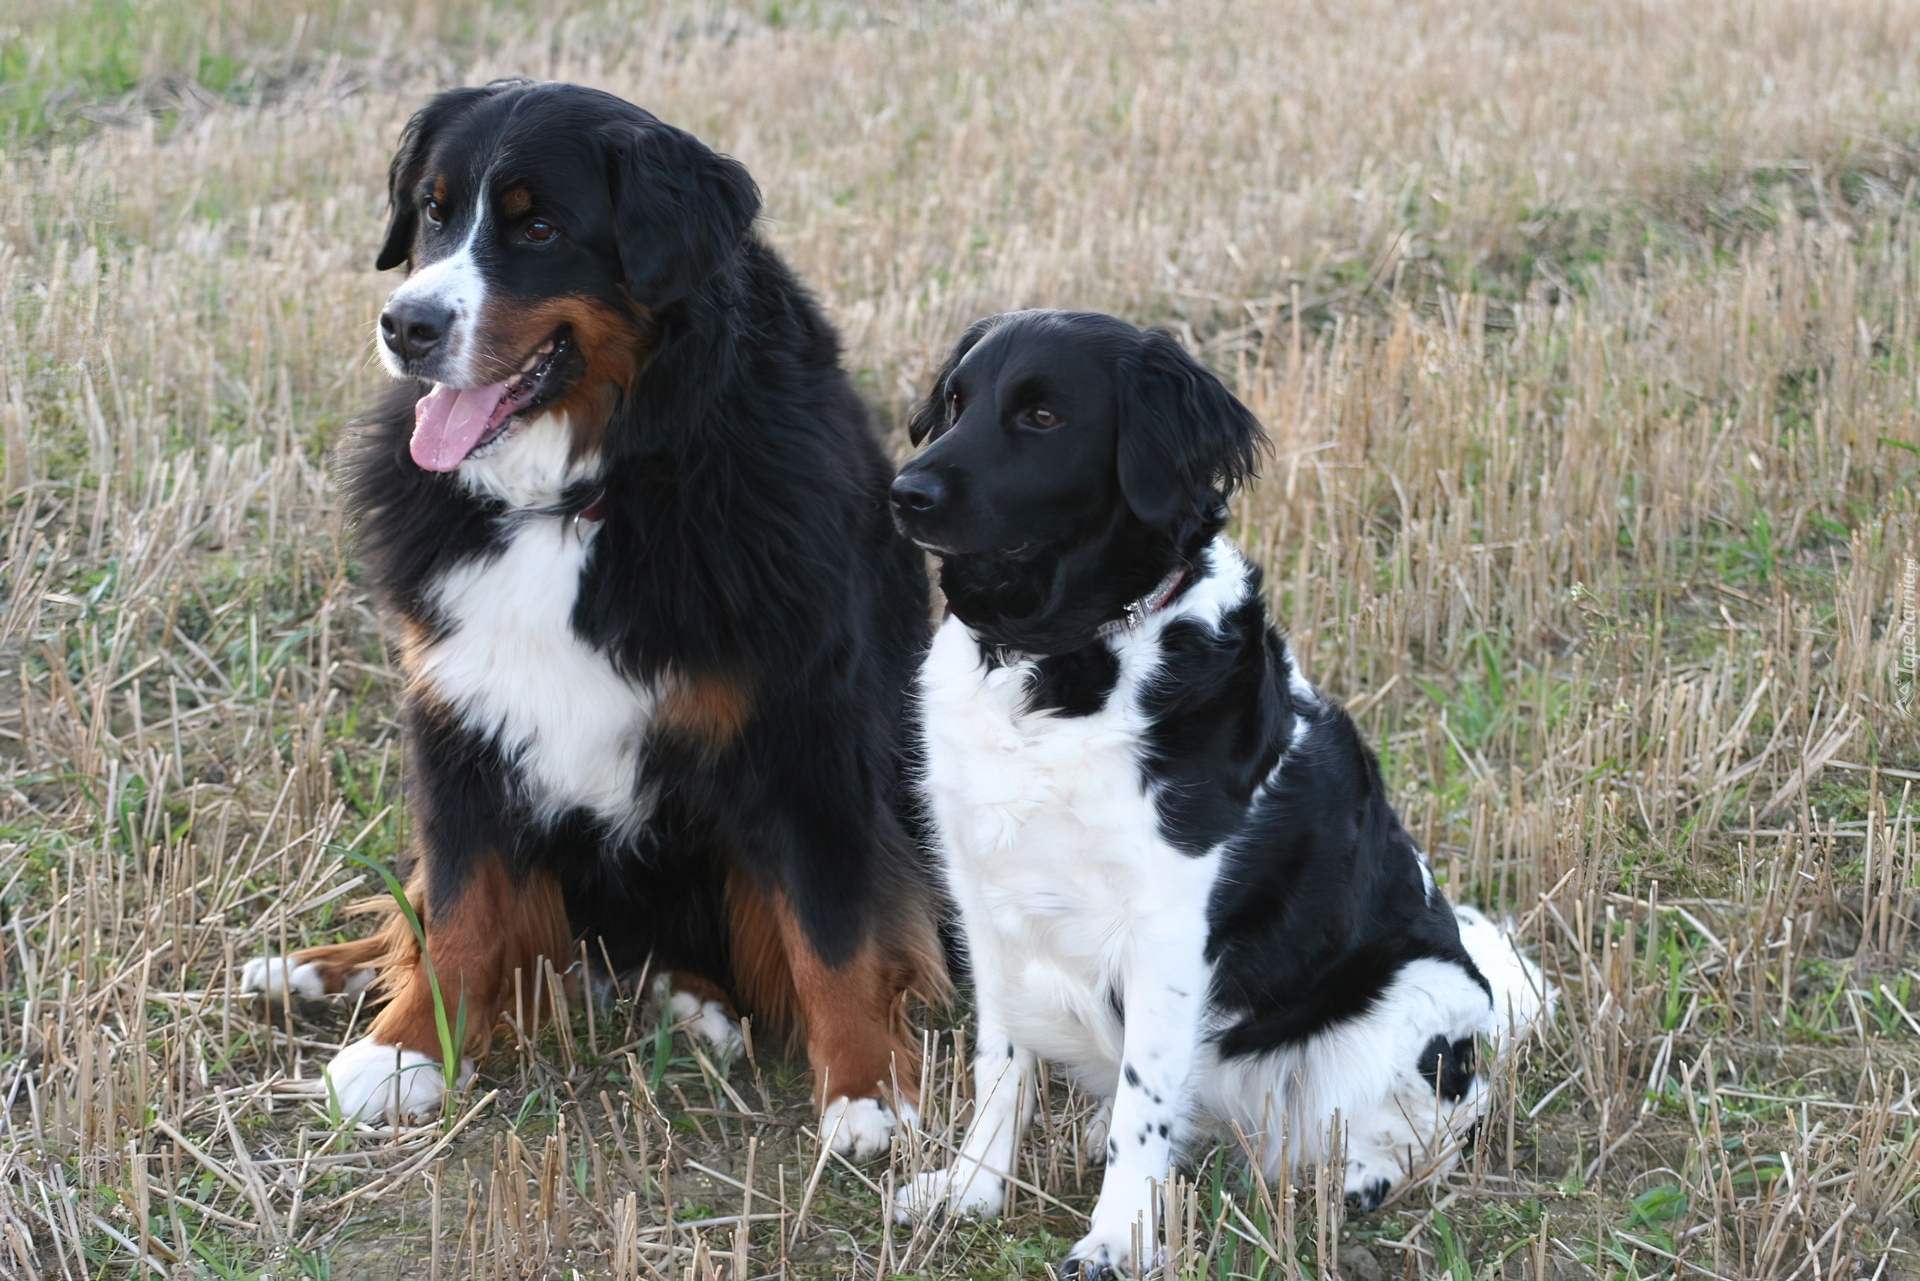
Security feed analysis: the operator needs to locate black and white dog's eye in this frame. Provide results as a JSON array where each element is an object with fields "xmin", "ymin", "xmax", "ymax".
[
  {"xmin": 423, "ymin": 197, "xmax": 444, "ymax": 225},
  {"xmin": 948, "ymin": 390, "xmax": 962, "ymax": 420},
  {"xmin": 524, "ymin": 220, "xmax": 557, "ymax": 243},
  {"xmin": 1026, "ymin": 406, "xmax": 1062, "ymax": 429}
]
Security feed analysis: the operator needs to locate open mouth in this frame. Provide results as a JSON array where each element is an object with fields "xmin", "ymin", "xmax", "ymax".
[{"xmin": 409, "ymin": 330, "xmax": 573, "ymax": 472}]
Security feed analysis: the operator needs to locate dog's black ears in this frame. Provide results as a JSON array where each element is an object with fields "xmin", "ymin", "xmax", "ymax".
[
  {"xmin": 908, "ymin": 317, "xmax": 999, "ymax": 446},
  {"xmin": 1115, "ymin": 330, "xmax": 1265, "ymax": 534},
  {"xmin": 376, "ymin": 84, "xmax": 516, "ymax": 272},
  {"xmin": 603, "ymin": 119, "xmax": 760, "ymax": 306}
]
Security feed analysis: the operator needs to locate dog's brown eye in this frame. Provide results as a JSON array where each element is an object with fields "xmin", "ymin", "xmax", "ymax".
[
  {"xmin": 1028, "ymin": 407, "xmax": 1061, "ymax": 428},
  {"xmin": 524, "ymin": 220, "xmax": 557, "ymax": 243},
  {"xmin": 423, "ymin": 197, "xmax": 444, "ymax": 225}
]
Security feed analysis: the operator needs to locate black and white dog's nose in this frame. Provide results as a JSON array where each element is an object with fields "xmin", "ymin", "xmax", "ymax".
[
  {"xmin": 380, "ymin": 300, "xmax": 451, "ymax": 361},
  {"xmin": 890, "ymin": 470, "xmax": 947, "ymax": 516}
]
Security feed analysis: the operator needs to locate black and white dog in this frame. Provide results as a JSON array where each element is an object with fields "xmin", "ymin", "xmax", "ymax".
[{"xmin": 888, "ymin": 311, "xmax": 1549, "ymax": 1275}]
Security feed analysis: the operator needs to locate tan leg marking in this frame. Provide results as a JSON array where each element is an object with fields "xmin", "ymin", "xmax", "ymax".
[{"xmin": 364, "ymin": 856, "xmax": 572, "ymax": 1060}]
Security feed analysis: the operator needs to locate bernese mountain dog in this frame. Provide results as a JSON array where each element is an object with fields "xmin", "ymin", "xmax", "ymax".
[
  {"xmin": 887, "ymin": 311, "xmax": 1551, "ymax": 1274},
  {"xmin": 240, "ymin": 80, "xmax": 945, "ymax": 1155}
]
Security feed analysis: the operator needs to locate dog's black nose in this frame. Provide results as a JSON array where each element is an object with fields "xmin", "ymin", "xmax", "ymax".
[
  {"xmin": 380, "ymin": 300, "xmax": 450, "ymax": 361},
  {"xmin": 890, "ymin": 470, "xmax": 947, "ymax": 516}
]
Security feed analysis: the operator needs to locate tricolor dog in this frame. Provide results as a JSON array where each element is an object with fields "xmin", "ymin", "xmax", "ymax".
[
  {"xmin": 241, "ymin": 81, "xmax": 944, "ymax": 1154},
  {"xmin": 888, "ymin": 310, "xmax": 1549, "ymax": 1276}
]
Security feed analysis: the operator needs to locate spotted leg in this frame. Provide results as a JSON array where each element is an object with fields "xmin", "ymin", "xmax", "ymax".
[
  {"xmin": 1062, "ymin": 929, "xmax": 1210, "ymax": 1279},
  {"xmin": 323, "ymin": 855, "xmax": 570, "ymax": 1126}
]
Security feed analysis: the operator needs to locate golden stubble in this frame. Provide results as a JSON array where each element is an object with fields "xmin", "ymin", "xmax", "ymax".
[{"xmin": 1, "ymin": 0, "xmax": 1917, "ymax": 1276}]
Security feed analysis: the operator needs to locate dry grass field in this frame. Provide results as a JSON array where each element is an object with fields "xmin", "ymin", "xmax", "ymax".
[{"xmin": 2, "ymin": 0, "xmax": 1919, "ymax": 1276}]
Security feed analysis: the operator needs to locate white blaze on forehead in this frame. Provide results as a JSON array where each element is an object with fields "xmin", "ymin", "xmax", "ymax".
[{"xmin": 376, "ymin": 191, "xmax": 492, "ymax": 386}]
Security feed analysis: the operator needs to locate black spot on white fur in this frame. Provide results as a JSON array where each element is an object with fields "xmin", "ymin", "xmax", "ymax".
[{"xmin": 1418, "ymin": 1035, "xmax": 1477, "ymax": 1102}]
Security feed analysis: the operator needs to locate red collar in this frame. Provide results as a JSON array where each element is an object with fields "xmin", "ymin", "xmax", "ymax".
[
  {"xmin": 1092, "ymin": 567, "xmax": 1188, "ymax": 641},
  {"xmin": 990, "ymin": 566, "xmax": 1190, "ymax": 668}
]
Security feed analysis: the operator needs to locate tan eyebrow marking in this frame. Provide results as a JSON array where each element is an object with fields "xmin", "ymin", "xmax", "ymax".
[{"xmin": 502, "ymin": 186, "xmax": 532, "ymax": 217}]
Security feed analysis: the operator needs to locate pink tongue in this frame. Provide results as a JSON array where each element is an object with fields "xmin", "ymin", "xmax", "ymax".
[{"xmin": 410, "ymin": 382, "xmax": 512, "ymax": 472}]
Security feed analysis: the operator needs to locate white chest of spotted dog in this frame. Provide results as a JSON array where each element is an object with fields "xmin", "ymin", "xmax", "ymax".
[
  {"xmin": 916, "ymin": 555, "xmax": 1242, "ymax": 1084},
  {"xmin": 907, "ymin": 548, "xmax": 1236, "ymax": 1273}
]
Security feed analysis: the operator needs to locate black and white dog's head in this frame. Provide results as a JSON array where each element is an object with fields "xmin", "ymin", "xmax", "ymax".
[
  {"xmin": 373, "ymin": 80, "xmax": 759, "ymax": 472},
  {"xmin": 891, "ymin": 310, "xmax": 1264, "ymax": 654}
]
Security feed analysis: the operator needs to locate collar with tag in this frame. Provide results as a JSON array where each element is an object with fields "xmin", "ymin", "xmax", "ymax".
[
  {"xmin": 573, "ymin": 489, "xmax": 607, "ymax": 527},
  {"xmin": 509, "ymin": 485, "xmax": 607, "ymax": 531},
  {"xmin": 988, "ymin": 566, "xmax": 1188, "ymax": 668}
]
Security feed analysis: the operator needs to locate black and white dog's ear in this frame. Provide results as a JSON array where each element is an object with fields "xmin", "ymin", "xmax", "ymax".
[
  {"xmin": 1115, "ymin": 330, "xmax": 1265, "ymax": 534},
  {"xmin": 376, "ymin": 83, "xmax": 515, "ymax": 272},
  {"xmin": 908, "ymin": 316, "xmax": 999, "ymax": 446},
  {"xmin": 603, "ymin": 119, "xmax": 760, "ymax": 306}
]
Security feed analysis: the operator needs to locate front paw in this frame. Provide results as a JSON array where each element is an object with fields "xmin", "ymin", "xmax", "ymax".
[
  {"xmin": 1061, "ymin": 1236, "xmax": 1132, "ymax": 1280},
  {"xmin": 892, "ymin": 1164, "xmax": 1006, "ymax": 1224},
  {"xmin": 324, "ymin": 1037, "xmax": 464, "ymax": 1126},
  {"xmin": 821, "ymin": 1095, "xmax": 903, "ymax": 1160}
]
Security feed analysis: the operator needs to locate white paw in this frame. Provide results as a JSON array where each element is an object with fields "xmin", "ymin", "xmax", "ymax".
[
  {"xmin": 240, "ymin": 956, "xmax": 326, "ymax": 1002},
  {"xmin": 821, "ymin": 1095, "xmax": 899, "ymax": 1160},
  {"xmin": 324, "ymin": 1037, "xmax": 464, "ymax": 1126},
  {"xmin": 1067, "ymin": 1197, "xmax": 1160, "ymax": 1278},
  {"xmin": 240, "ymin": 956, "xmax": 375, "ymax": 1002},
  {"xmin": 893, "ymin": 1162, "xmax": 1007, "ymax": 1223},
  {"xmin": 667, "ymin": 990, "xmax": 744, "ymax": 1059},
  {"xmin": 1063, "ymin": 1234, "xmax": 1138, "ymax": 1279}
]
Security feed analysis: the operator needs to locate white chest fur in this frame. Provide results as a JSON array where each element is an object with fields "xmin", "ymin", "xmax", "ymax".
[
  {"xmin": 413, "ymin": 414, "xmax": 652, "ymax": 831},
  {"xmin": 459, "ymin": 410, "xmax": 598, "ymax": 510},
  {"xmin": 917, "ymin": 545, "xmax": 1246, "ymax": 1080}
]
